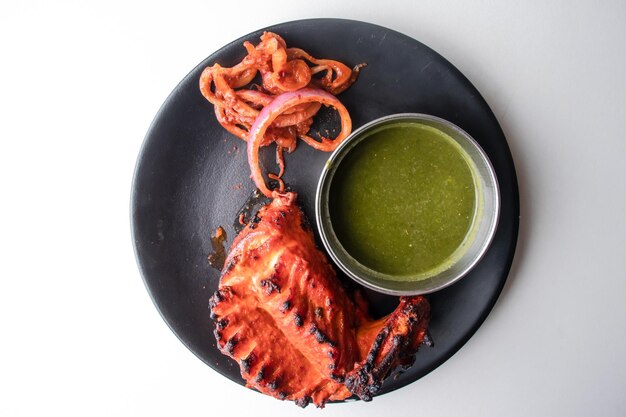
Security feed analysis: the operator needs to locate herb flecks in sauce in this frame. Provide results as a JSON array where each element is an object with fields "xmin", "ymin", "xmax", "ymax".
[{"xmin": 329, "ymin": 123, "xmax": 476, "ymax": 279}]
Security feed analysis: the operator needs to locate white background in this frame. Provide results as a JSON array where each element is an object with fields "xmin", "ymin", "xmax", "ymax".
[{"xmin": 1, "ymin": 1, "xmax": 625, "ymax": 416}]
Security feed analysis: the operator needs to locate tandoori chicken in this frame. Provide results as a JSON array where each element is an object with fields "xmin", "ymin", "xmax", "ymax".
[{"xmin": 209, "ymin": 192, "xmax": 430, "ymax": 407}]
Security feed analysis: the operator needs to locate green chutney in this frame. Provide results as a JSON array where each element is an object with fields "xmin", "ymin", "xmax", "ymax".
[{"xmin": 328, "ymin": 123, "xmax": 477, "ymax": 279}]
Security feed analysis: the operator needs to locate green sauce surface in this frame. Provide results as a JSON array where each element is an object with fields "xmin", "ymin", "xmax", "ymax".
[{"xmin": 329, "ymin": 123, "xmax": 476, "ymax": 279}]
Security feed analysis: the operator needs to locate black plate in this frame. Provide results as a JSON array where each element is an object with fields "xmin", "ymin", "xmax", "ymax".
[{"xmin": 131, "ymin": 18, "xmax": 519, "ymax": 401}]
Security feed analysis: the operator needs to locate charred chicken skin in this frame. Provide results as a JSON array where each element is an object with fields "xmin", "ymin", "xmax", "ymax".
[{"xmin": 209, "ymin": 192, "xmax": 430, "ymax": 407}]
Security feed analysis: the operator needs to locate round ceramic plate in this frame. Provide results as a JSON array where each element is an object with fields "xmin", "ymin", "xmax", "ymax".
[{"xmin": 131, "ymin": 18, "xmax": 519, "ymax": 402}]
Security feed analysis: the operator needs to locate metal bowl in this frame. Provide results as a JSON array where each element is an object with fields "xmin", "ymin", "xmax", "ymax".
[{"xmin": 315, "ymin": 113, "xmax": 500, "ymax": 295}]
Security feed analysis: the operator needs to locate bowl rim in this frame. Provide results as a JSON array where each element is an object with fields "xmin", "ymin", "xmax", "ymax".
[{"xmin": 315, "ymin": 112, "xmax": 501, "ymax": 296}]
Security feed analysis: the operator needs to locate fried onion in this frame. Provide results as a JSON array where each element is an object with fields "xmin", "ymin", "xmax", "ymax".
[{"xmin": 199, "ymin": 31, "xmax": 364, "ymax": 195}]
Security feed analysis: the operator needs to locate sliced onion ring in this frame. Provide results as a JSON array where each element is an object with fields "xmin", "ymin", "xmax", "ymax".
[{"xmin": 247, "ymin": 88, "xmax": 352, "ymax": 197}]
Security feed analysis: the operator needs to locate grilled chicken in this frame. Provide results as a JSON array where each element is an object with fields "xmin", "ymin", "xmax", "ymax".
[{"xmin": 209, "ymin": 192, "xmax": 430, "ymax": 407}]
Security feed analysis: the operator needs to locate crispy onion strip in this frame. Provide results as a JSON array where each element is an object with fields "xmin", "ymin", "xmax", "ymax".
[
  {"xmin": 248, "ymin": 88, "xmax": 351, "ymax": 197},
  {"xmin": 287, "ymin": 48, "xmax": 367, "ymax": 95}
]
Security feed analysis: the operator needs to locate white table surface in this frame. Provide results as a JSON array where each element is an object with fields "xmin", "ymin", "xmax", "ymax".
[{"xmin": 2, "ymin": 1, "xmax": 625, "ymax": 416}]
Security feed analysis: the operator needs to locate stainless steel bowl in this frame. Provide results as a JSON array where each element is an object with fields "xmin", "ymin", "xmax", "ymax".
[{"xmin": 315, "ymin": 113, "xmax": 500, "ymax": 295}]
